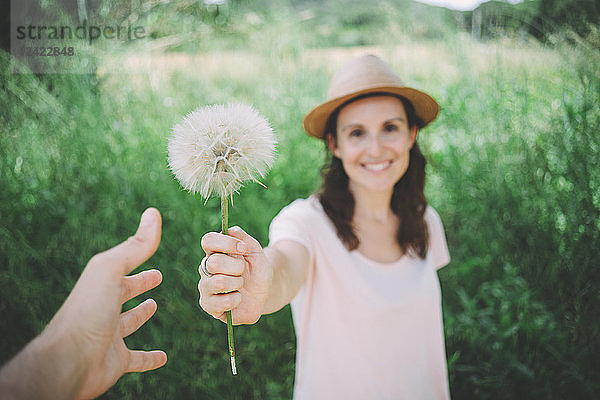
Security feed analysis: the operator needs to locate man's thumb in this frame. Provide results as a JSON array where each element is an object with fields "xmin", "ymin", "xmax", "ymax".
[{"xmin": 95, "ymin": 208, "xmax": 162, "ymax": 277}]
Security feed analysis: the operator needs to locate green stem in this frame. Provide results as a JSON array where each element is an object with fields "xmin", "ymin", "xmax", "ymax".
[{"xmin": 221, "ymin": 196, "xmax": 237, "ymax": 375}]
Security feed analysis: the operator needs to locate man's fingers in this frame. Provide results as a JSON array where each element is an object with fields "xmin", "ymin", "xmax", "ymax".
[
  {"xmin": 121, "ymin": 270, "xmax": 163, "ymax": 304},
  {"xmin": 120, "ymin": 298, "xmax": 157, "ymax": 338},
  {"xmin": 125, "ymin": 350, "xmax": 167, "ymax": 373},
  {"xmin": 95, "ymin": 208, "xmax": 162, "ymax": 277}
]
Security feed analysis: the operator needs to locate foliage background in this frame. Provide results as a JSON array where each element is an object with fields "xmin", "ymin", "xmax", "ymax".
[{"xmin": 1, "ymin": 0, "xmax": 599, "ymax": 399}]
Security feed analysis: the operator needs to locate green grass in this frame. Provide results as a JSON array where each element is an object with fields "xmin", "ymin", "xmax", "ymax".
[{"xmin": 1, "ymin": 5, "xmax": 599, "ymax": 399}]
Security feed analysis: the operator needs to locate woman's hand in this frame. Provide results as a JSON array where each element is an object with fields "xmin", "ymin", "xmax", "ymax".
[{"xmin": 198, "ymin": 226, "xmax": 273, "ymax": 325}]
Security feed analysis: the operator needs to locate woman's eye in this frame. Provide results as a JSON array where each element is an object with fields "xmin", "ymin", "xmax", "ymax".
[
  {"xmin": 349, "ymin": 129, "xmax": 363, "ymax": 138},
  {"xmin": 383, "ymin": 124, "xmax": 398, "ymax": 133}
]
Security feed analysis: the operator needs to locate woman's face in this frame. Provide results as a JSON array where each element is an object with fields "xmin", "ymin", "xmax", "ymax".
[{"xmin": 328, "ymin": 95, "xmax": 418, "ymax": 196}]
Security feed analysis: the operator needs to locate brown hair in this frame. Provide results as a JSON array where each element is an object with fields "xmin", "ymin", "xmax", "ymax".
[{"xmin": 317, "ymin": 94, "xmax": 429, "ymax": 259}]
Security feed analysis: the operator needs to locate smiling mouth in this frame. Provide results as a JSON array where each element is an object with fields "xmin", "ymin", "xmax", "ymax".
[{"xmin": 362, "ymin": 161, "xmax": 392, "ymax": 171}]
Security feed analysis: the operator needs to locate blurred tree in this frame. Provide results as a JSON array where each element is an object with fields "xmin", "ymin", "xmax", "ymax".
[
  {"xmin": 464, "ymin": 0, "xmax": 599, "ymax": 43},
  {"xmin": 530, "ymin": 0, "xmax": 600, "ymax": 39}
]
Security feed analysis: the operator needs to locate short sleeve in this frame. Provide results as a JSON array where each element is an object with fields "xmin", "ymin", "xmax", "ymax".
[
  {"xmin": 425, "ymin": 206, "xmax": 450, "ymax": 270},
  {"xmin": 268, "ymin": 199, "xmax": 313, "ymax": 256}
]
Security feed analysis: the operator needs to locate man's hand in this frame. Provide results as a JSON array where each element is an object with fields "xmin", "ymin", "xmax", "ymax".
[{"xmin": 0, "ymin": 208, "xmax": 167, "ymax": 400}]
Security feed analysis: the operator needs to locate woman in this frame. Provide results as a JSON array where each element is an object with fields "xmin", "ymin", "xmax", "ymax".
[{"xmin": 198, "ymin": 54, "xmax": 451, "ymax": 399}]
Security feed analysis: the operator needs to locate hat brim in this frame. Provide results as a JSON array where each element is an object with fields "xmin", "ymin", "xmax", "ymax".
[{"xmin": 302, "ymin": 85, "xmax": 440, "ymax": 139}]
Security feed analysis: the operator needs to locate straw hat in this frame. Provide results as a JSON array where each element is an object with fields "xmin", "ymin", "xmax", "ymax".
[{"xmin": 302, "ymin": 54, "xmax": 440, "ymax": 139}]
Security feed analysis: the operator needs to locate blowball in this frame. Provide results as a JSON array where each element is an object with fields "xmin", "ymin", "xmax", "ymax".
[{"xmin": 168, "ymin": 103, "xmax": 276, "ymax": 199}]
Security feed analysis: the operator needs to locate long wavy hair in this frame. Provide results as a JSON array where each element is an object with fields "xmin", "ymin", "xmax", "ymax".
[{"xmin": 317, "ymin": 94, "xmax": 429, "ymax": 259}]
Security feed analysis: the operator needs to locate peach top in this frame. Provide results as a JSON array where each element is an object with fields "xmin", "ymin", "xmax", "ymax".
[{"xmin": 269, "ymin": 196, "xmax": 451, "ymax": 400}]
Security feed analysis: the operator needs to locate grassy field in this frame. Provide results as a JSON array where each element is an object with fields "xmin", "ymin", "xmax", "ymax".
[{"xmin": 1, "ymin": 3, "xmax": 599, "ymax": 398}]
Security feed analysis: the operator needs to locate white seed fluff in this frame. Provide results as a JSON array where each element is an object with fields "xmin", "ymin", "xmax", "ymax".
[{"xmin": 167, "ymin": 103, "xmax": 276, "ymax": 199}]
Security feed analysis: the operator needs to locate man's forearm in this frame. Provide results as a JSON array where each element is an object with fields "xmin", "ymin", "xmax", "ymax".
[{"xmin": 0, "ymin": 327, "xmax": 86, "ymax": 400}]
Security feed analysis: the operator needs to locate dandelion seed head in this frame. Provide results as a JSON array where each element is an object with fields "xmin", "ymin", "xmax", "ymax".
[{"xmin": 168, "ymin": 103, "xmax": 276, "ymax": 199}]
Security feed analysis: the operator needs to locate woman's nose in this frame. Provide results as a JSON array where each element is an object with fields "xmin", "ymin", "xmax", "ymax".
[{"xmin": 365, "ymin": 133, "xmax": 382, "ymax": 155}]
